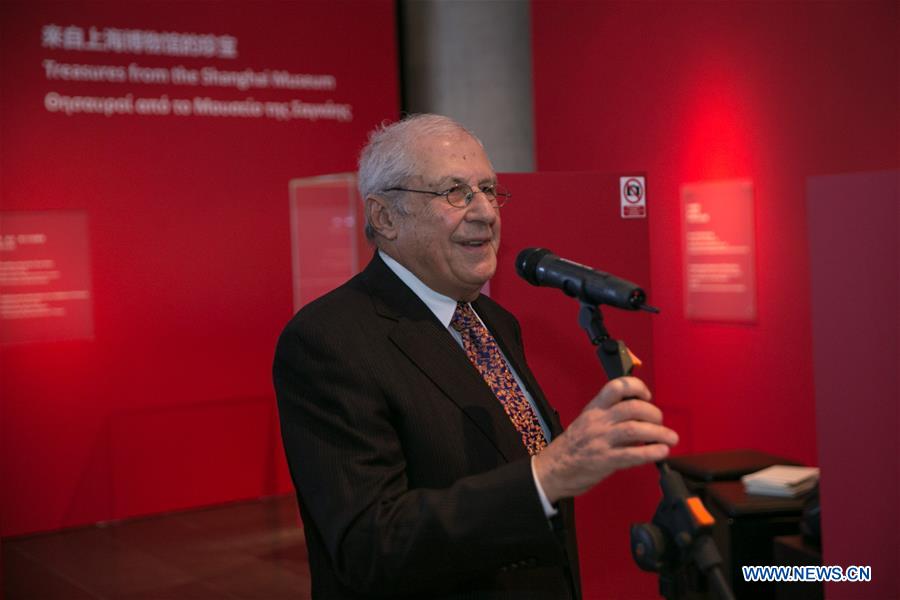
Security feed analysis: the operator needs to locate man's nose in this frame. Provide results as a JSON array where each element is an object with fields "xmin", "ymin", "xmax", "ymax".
[{"xmin": 464, "ymin": 190, "xmax": 498, "ymax": 223}]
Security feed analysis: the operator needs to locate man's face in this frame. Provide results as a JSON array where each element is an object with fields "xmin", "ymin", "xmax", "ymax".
[{"xmin": 390, "ymin": 132, "xmax": 501, "ymax": 301}]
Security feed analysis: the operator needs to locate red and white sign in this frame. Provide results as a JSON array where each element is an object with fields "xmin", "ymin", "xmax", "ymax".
[
  {"xmin": 619, "ymin": 175, "xmax": 647, "ymax": 218},
  {"xmin": 0, "ymin": 211, "xmax": 94, "ymax": 344},
  {"xmin": 681, "ymin": 179, "xmax": 757, "ymax": 322}
]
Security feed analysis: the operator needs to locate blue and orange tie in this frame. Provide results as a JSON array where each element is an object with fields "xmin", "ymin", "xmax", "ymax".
[{"xmin": 451, "ymin": 302, "xmax": 548, "ymax": 456}]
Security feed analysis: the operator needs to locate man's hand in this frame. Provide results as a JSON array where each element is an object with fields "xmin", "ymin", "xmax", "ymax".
[{"xmin": 533, "ymin": 376, "xmax": 678, "ymax": 504}]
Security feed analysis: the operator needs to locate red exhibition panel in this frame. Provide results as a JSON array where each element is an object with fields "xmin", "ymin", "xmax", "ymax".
[
  {"xmin": 289, "ymin": 174, "xmax": 367, "ymax": 312},
  {"xmin": 807, "ymin": 171, "xmax": 899, "ymax": 600},
  {"xmin": 491, "ymin": 172, "xmax": 662, "ymax": 600},
  {"xmin": 0, "ymin": 1, "xmax": 398, "ymax": 536},
  {"xmin": 681, "ymin": 179, "xmax": 757, "ymax": 322},
  {"xmin": 0, "ymin": 211, "xmax": 94, "ymax": 344}
]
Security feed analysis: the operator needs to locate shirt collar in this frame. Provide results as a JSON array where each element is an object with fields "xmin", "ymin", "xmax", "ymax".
[{"xmin": 378, "ymin": 250, "xmax": 459, "ymax": 328}]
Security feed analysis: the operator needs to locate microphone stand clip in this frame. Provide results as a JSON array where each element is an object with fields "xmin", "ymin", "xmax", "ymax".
[{"xmin": 577, "ymin": 302, "xmax": 635, "ymax": 379}]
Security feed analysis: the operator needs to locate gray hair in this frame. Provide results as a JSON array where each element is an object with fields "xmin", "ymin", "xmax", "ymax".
[{"xmin": 357, "ymin": 114, "xmax": 485, "ymax": 240}]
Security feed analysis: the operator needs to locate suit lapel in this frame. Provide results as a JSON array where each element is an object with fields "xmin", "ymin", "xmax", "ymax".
[{"xmin": 360, "ymin": 255, "xmax": 530, "ymax": 463}]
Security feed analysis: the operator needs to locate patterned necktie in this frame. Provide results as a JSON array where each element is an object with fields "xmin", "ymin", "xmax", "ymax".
[{"xmin": 450, "ymin": 302, "xmax": 548, "ymax": 456}]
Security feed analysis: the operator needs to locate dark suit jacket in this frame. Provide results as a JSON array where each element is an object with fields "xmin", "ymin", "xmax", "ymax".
[{"xmin": 273, "ymin": 254, "xmax": 581, "ymax": 599}]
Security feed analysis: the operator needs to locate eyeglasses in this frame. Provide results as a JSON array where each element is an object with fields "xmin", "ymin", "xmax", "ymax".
[{"xmin": 384, "ymin": 183, "xmax": 511, "ymax": 208}]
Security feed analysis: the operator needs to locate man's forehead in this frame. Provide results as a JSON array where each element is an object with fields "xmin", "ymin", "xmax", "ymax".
[
  {"xmin": 414, "ymin": 132, "xmax": 495, "ymax": 184},
  {"xmin": 416, "ymin": 130, "xmax": 476, "ymax": 154}
]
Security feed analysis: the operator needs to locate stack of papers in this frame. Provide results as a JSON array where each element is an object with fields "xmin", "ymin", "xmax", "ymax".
[{"xmin": 741, "ymin": 465, "xmax": 820, "ymax": 497}]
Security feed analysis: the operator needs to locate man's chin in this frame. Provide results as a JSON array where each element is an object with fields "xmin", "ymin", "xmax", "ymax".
[{"xmin": 464, "ymin": 276, "xmax": 495, "ymax": 299}]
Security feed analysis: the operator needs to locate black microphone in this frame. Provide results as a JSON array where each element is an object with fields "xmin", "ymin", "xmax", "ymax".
[{"xmin": 515, "ymin": 247, "xmax": 659, "ymax": 312}]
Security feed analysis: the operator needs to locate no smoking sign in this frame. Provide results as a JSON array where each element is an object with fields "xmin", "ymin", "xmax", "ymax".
[{"xmin": 619, "ymin": 176, "xmax": 647, "ymax": 219}]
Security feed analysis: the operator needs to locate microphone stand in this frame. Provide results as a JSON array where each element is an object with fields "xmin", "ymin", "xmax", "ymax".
[{"xmin": 577, "ymin": 302, "xmax": 735, "ymax": 600}]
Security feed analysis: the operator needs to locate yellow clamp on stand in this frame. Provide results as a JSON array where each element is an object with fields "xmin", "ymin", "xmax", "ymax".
[{"xmin": 686, "ymin": 496, "xmax": 715, "ymax": 528}]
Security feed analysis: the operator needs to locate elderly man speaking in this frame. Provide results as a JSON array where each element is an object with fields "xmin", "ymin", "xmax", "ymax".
[{"xmin": 273, "ymin": 114, "xmax": 678, "ymax": 599}]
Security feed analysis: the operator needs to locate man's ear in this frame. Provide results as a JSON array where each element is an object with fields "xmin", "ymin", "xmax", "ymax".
[{"xmin": 366, "ymin": 195, "xmax": 399, "ymax": 241}]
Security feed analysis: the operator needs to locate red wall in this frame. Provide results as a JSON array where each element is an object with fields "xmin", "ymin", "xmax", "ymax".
[
  {"xmin": 0, "ymin": 0, "xmax": 398, "ymax": 537},
  {"xmin": 531, "ymin": 0, "xmax": 898, "ymax": 597}
]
